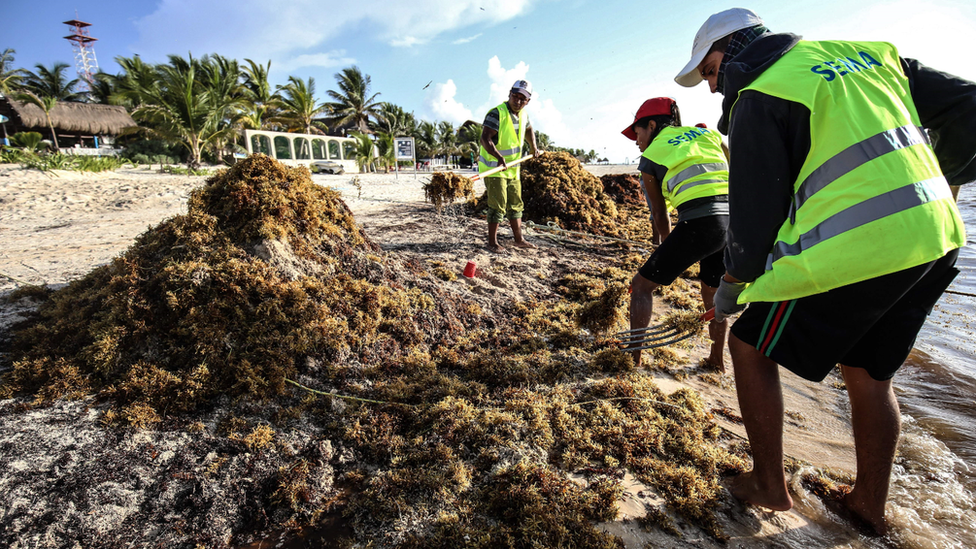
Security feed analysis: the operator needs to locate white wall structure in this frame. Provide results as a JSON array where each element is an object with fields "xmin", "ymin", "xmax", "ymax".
[{"xmin": 243, "ymin": 129, "xmax": 359, "ymax": 172}]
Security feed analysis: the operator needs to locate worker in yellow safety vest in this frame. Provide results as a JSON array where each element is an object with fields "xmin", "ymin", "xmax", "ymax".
[
  {"xmin": 676, "ymin": 7, "xmax": 973, "ymax": 535},
  {"xmin": 622, "ymin": 97, "xmax": 731, "ymax": 371},
  {"xmin": 479, "ymin": 79, "xmax": 539, "ymax": 253}
]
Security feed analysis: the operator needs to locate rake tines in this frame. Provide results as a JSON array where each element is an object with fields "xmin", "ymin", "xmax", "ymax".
[{"xmin": 615, "ymin": 308, "xmax": 715, "ymax": 350}]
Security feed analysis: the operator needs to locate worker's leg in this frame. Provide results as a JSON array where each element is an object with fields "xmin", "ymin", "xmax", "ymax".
[
  {"xmin": 488, "ymin": 222, "xmax": 503, "ymax": 252},
  {"xmin": 727, "ymin": 334, "xmax": 793, "ymax": 511},
  {"xmin": 510, "ymin": 218, "xmax": 534, "ymax": 248},
  {"xmin": 629, "ymin": 272, "xmax": 660, "ymax": 367},
  {"xmin": 507, "ymin": 179, "xmax": 534, "ymax": 248},
  {"xmin": 485, "ymin": 176, "xmax": 507, "ymax": 252},
  {"xmin": 700, "ymin": 283, "xmax": 728, "ymax": 371},
  {"xmin": 839, "ymin": 364, "xmax": 899, "ymax": 535}
]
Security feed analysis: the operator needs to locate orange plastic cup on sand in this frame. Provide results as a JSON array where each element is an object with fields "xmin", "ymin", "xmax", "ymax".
[{"xmin": 463, "ymin": 261, "xmax": 477, "ymax": 278}]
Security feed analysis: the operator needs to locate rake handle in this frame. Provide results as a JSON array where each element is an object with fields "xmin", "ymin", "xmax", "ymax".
[
  {"xmin": 470, "ymin": 155, "xmax": 530, "ymax": 182},
  {"xmin": 702, "ymin": 308, "xmax": 715, "ymax": 322}
]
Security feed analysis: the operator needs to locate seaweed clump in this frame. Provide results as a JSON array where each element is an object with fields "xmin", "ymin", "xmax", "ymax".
[
  {"xmin": 424, "ymin": 172, "xmax": 474, "ymax": 211},
  {"xmin": 5, "ymin": 154, "xmax": 478, "ymax": 419},
  {"xmin": 518, "ymin": 152, "xmax": 621, "ymax": 235},
  {"xmin": 600, "ymin": 173, "xmax": 646, "ymax": 207}
]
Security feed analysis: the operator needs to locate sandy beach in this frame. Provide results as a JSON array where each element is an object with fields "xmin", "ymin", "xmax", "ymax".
[{"xmin": 0, "ymin": 161, "xmax": 960, "ymax": 548}]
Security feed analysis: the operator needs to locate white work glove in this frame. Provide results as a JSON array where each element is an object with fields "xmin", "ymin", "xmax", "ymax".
[{"xmin": 714, "ymin": 278, "xmax": 748, "ymax": 322}]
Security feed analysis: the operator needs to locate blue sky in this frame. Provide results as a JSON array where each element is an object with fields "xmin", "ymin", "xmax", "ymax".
[{"xmin": 5, "ymin": 0, "xmax": 975, "ymax": 163}]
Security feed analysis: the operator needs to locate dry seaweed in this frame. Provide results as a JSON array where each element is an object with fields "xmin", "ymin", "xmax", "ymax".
[
  {"xmin": 600, "ymin": 173, "xmax": 646, "ymax": 207},
  {"xmin": 424, "ymin": 172, "xmax": 474, "ymax": 211},
  {"xmin": 518, "ymin": 152, "xmax": 621, "ymax": 236},
  {"xmin": 2, "ymin": 154, "xmax": 751, "ymax": 548}
]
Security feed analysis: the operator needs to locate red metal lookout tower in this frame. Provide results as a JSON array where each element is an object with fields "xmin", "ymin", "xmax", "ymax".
[{"xmin": 63, "ymin": 18, "xmax": 99, "ymax": 92}]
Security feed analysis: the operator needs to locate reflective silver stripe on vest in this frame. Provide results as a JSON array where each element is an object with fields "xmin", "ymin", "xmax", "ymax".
[
  {"xmin": 671, "ymin": 178, "xmax": 727, "ymax": 196},
  {"xmin": 498, "ymin": 146, "xmax": 521, "ymax": 157},
  {"xmin": 766, "ymin": 176, "xmax": 950, "ymax": 270},
  {"xmin": 790, "ymin": 125, "xmax": 930, "ymax": 223},
  {"xmin": 666, "ymin": 162, "xmax": 728, "ymax": 193},
  {"xmin": 479, "ymin": 155, "xmax": 499, "ymax": 168}
]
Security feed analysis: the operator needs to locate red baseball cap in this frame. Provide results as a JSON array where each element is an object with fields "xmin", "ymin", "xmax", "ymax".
[{"xmin": 622, "ymin": 97, "xmax": 676, "ymax": 141}]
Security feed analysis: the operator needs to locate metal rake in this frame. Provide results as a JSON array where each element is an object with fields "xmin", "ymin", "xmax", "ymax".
[{"xmin": 615, "ymin": 308, "xmax": 715, "ymax": 351}]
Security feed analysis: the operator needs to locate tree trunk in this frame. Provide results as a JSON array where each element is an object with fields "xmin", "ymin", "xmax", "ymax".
[{"xmin": 46, "ymin": 117, "xmax": 59, "ymax": 151}]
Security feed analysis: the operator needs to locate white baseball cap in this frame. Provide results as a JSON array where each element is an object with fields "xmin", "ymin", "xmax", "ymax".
[
  {"xmin": 674, "ymin": 8, "xmax": 764, "ymax": 87},
  {"xmin": 511, "ymin": 79, "xmax": 533, "ymax": 98}
]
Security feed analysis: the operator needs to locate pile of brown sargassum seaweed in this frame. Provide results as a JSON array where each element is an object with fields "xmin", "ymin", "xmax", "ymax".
[{"xmin": 1, "ymin": 154, "xmax": 745, "ymax": 548}]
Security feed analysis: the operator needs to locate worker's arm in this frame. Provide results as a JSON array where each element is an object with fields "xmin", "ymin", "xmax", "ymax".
[
  {"xmin": 725, "ymin": 90, "xmax": 802, "ymax": 283},
  {"xmin": 479, "ymin": 126, "xmax": 507, "ymax": 170},
  {"xmin": 903, "ymin": 57, "xmax": 976, "ymax": 186},
  {"xmin": 525, "ymin": 124, "xmax": 539, "ymax": 156},
  {"xmin": 641, "ymin": 171, "xmax": 670, "ymax": 245}
]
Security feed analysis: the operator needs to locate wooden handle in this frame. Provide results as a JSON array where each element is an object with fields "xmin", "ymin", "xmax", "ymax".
[
  {"xmin": 471, "ymin": 155, "xmax": 530, "ymax": 181},
  {"xmin": 701, "ymin": 308, "xmax": 715, "ymax": 322}
]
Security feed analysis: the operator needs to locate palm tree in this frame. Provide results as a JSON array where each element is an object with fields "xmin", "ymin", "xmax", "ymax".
[
  {"xmin": 23, "ymin": 62, "xmax": 84, "ymax": 102},
  {"xmin": 241, "ymin": 59, "xmax": 281, "ymax": 130},
  {"xmin": 375, "ymin": 132, "xmax": 396, "ymax": 173},
  {"xmin": 325, "ymin": 66, "xmax": 384, "ymax": 134},
  {"xmin": 0, "ymin": 48, "xmax": 28, "ymax": 97},
  {"xmin": 374, "ymin": 103, "xmax": 412, "ymax": 136},
  {"xmin": 15, "ymin": 91, "xmax": 60, "ymax": 150},
  {"xmin": 535, "ymin": 131, "xmax": 554, "ymax": 152},
  {"xmin": 128, "ymin": 54, "xmax": 244, "ymax": 167},
  {"xmin": 198, "ymin": 54, "xmax": 247, "ymax": 159},
  {"xmin": 101, "ymin": 55, "xmax": 160, "ymax": 108},
  {"xmin": 457, "ymin": 122, "xmax": 482, "ymax": 166},
  {"xmin": 415, "ymin": 120, "xmax": 438, "ymax": 161},
  {"xmin": 88, "ymin": 70, "xmax": 115, "ymax": 104},
  {"xmin": 273, "ymin": 76, "xmax": 329, "ymax": 135},
  {"xmin": 436, "ymin": 121, "xmax": 460, "ymax": 166},
  {"xmin": 348, "ymin": 132, "xmax": 376, "ymax": 173}
]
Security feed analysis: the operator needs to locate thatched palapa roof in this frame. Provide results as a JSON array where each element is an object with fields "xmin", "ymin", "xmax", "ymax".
[{"xmin": 2, "ymin": 99, "xmax": 136, "ymax": 135}]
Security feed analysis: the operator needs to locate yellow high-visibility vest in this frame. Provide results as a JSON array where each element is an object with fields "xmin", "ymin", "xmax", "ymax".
[
  {"xmin": 641, "ymin": 125, "xmax": 728, "ymax": 211},
  {"xmin": 479, "ymin": 102, "xmax": 526, "ymax": 179},
  {"xmin": 733, "ymin": 40, "xmax": 965, "ymax": 303}
]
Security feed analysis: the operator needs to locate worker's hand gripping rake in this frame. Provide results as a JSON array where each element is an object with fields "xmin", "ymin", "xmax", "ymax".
[{"xmin": 615, "ymin": 308, "xmax": 715, "ymax": 351}]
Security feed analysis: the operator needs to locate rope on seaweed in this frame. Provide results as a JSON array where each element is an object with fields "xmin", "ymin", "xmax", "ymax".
[{"xmin": 524, "ymin": 221, "xmax": 655, "ymax": 250}]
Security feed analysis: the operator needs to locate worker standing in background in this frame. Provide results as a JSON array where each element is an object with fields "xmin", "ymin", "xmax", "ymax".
[{"xmin": 479, "ymin": 80, "xmax": 539, "ymax": 252}]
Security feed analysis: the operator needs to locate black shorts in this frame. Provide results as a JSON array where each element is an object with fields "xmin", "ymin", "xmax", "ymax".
[
  {"xmin": 639, "ymin": 215, "xmax": 728, "ymax": 288},
  {"xmin": 731, "ymin": 249, "xmax": 960, "ymax": 382}
]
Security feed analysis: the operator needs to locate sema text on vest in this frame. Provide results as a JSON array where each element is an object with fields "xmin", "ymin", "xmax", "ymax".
[
  {"xmin": 667, "ymin": 127, "xmax": 711, "ymax": 147},
  {"xmin": 810, "ymin": 51, "xmax": 883, "ymax": 82}
]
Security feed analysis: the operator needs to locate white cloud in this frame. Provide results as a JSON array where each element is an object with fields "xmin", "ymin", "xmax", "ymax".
[
  {"xmin": 476, "ymin": 56, "xmax": 531, "ymax": 114},
  {"xmin": 453, "ymin": 33, "xmax": 483, "ymax": 45},
  {"xmin": 275, "ymin": 51, "xmax": 356, "ymax": 72},
  {"xmin": 132, "ymin": 0, "xmax": 537, "ymax": 60},
  {"xmin": 423, "ymin": 80, "xmax": 474, "ymax": 124},
  {"xmin": 390, "ymin": 36, "xmax": 426, "ymax": 48}
]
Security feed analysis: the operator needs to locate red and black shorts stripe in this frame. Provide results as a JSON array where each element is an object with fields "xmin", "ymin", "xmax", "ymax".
[{"xmin": 729, "ymin": 250, "xmax": 959, "ymax": 382}]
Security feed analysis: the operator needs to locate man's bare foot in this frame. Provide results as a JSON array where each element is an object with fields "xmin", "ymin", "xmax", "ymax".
[
  {"xmin": 487, "ymin": 243, "xmax": 506, "ymax": 253},
  {"xmin": 840, "ymin": 490, "xmax": 889, "ymax": 536},
  {"xmin": 513, "ymin": 240, "xmax": 535, "ymax": 249},
  {"xmin": 705, "ymin": 352, "xmax": 726, "ymax": 373},
  {"xmin": 726, "ymin": 471, "xmax": 793, "ymax": 511}
]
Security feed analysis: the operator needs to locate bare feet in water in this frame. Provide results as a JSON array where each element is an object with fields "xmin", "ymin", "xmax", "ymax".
[
  {"xmin": 839, "ymin": 490, "xmax": 889, "ymax": 536},
  {"xmin": 726, "ymin": 471, "xmax": 793, "ymax": 511}
]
